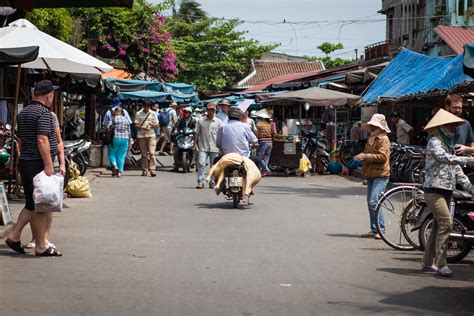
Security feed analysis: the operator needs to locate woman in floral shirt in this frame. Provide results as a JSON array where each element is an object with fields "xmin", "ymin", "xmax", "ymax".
[{"xmin": 421, "ymin": 109, "xmax": 474, "ymax": 277}]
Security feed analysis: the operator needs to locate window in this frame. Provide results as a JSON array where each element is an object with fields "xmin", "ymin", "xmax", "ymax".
[{"xmin": 459, "ymin": 0, "xmax": 465, "ymax": 15}]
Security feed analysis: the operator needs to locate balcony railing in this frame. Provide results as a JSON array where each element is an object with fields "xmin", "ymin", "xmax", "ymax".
[{"xmin": 365, "ymin": 41, "xmax": 391, "ymax": 60}]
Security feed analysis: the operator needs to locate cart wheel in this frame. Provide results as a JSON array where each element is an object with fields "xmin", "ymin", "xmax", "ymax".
[{"xmin": 284, "ymin": 168, "xmax": 290, "ymax": 177}]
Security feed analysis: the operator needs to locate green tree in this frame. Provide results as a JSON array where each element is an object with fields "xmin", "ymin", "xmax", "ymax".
[
  {"xmin": 308, "ymin": 42, "xmax": 353, "ymax": 69},
  {"xmin": 169, "ymin": 2, "xmax": 277, "ymax": 95},
  {"xmin": 27, "ymin": 8, "xmax": 75, "ymax": 43},
  {"xmin": 317, "ymin": 42, "xmax": 344, "ymax": 56},
  {"xmin": 176, "ymin": 0, "xmax": 207, "ymax": 22}
]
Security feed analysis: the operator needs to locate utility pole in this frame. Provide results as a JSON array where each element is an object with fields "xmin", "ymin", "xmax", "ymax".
[{"xmin": 354, "ymin": 48, "xmax": 359, "ymax": 60}]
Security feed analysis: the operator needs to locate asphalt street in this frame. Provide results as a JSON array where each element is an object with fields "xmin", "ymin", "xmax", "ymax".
[{"xmin": 1, "ymin": 158, "xmax": 473, "ymax": 316}]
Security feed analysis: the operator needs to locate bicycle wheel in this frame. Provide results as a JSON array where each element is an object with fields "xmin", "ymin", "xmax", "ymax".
[
  {"xmin": 400, "ymin": 200, "xmax": 425, "ymax": 250},
  {"xmin": 375, "ymin": 186, "xmax": 418, "ymax": 250}
]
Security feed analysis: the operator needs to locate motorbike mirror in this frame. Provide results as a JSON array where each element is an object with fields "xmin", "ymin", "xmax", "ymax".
[
  {"xmin": 5, "ymin": 124, "xmax": 11, "ymax": 130},
  {"xmin": 304, "ymin": 103, "xmax": 310, "ymax": 111}
]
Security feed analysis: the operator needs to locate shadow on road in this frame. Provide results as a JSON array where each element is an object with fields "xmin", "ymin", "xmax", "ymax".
[
  {"xmin": 258, "ymin": 183, "xmax": 366, "ymax": 199},
  {"xmin": 326, "ymin": 233, "xmax": 362, "ymax": 238},
  {"xmin": 379, "ymin": 286, "xmax": 474, "ymax": 316},
  {"xmin": 195, "ymin": 202, "xmax": 251, "ymax": 210},
  {"xmin": 378, "ymin": 266, "xmax": 474, "ymax": 282}
]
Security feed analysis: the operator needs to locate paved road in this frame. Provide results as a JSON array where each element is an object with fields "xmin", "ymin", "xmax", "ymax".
[{"xmin": 1, "ymin": 159, "xmax": 473, "ymax": 315}]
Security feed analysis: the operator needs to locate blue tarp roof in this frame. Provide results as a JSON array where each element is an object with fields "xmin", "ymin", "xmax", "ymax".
[
  {"xmin": 362, "ymin": 49, "xmax": 473, "ymax": 104},
  {"xmin": 104, "ymin": 78, "xmax": 196, "ymax": 94}
]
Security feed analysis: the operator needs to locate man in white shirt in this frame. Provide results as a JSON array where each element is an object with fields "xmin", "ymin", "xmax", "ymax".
[
  {"xmin": 135, "ymin": 100, "xmax": 159, "ymax": 177},
  {"xmin": 158, "ymin": 102, "xmax": 178, "ymax": 155},
  {"xmin": 391, "ymin": 111, "xmax": 413, "ymax": 144},
  {"xmin": 216, "ymin": 99, "xmax": 231, "ymax": 124}
]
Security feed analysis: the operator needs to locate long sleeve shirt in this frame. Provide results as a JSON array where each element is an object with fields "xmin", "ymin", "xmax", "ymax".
[{"xmin": 216, "ymin": 120, "xmax": 258, "ymax": 157}]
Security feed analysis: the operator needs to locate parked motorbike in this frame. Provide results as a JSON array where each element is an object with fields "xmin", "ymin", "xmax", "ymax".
[
  {"xmin": 301, "ymin": 130, "xmax": 330, "ymax": 174},
  {"xmin": 174, "ymin": 127, "xmax": 194, "ymax": 173},
  {"xmin": 64, "ymin": 139, "xmax": 91, "ymax": 176}
]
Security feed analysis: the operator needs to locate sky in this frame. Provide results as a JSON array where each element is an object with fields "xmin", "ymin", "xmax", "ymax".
[{"xmin": 151, "ymin": 0, "xmax": 387, "ymax": 59}]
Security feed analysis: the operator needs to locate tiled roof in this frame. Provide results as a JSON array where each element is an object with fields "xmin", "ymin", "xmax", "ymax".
[
  {"xmin": 237, "ymin": 59, "xmax": 324, "ymax": 89},
  {"xmin": 435, "ymin": 25, "xmax": 474, "ymax": 55},
  {"xmin": 244, "ymin": 70, "xmax": 323, "ymax": 93}
]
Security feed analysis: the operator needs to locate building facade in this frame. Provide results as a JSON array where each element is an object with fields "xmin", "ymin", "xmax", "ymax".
[{"xmin": 380, "ymin": 0, "xmax": 474, "ymax": 56}]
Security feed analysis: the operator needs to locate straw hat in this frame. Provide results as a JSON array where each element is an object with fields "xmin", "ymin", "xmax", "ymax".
[
  {"xmin": 256, "ymin": 109, "xmax": 271, "ymax": 119},
  {"xmin": 424, "ymin": 108, "xmax": 465, "ymax": 131},
  {"xmin": 363, "ymin": 113, "xmax": 391, "ymax": 133},
  {"xmin": 183, "ymin": 107, "xmax": 193, "ymax": 113},
  {"xmin": 218, "ymin": 99, "xmax": 231, "ymax": 106}
]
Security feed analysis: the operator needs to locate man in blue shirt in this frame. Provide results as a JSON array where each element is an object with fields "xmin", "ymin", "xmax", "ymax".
[
  {"xmin": 216, "ymin": 107, "xmax": 258, "ymax": 157},
  {"xmin": 444, "ymin": 95, "xmax": 474, "ymax": 155}
]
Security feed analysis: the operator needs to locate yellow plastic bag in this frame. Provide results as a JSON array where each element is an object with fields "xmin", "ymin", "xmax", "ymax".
[
  {"xmin": 66, "ymin": 176, "xmax": 92, "ymax": 198},
  {"xmin": 296, "ymin": 154, "xmax": 311, "ymax": 176}
]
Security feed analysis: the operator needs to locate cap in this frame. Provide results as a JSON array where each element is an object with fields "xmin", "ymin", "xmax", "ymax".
[
  {"xmin": 112, "ymin": 96, "xmax": 122, "ymax": 107},
  {"xmin": 34, "ymin": 80, "xmax": 58, "ymax": 95},
  {"xmin": 184, "ymin": 107, "xmax": 193, "ymax": 113},
  {"xmin": 390, "ymin": 111, "xmax": 400, "ymax": 118},
  {"xmin": 170, "ymin": 102, "xmax": 178, "ymax": 108},
  {"xmin": 228, "ymin": 106, "xmax": 242, "ymax": 120},
  {"xmin": 206, "ymin": 102, "xmax": 217, "ymax": 110},
  {"xmin": 218, "ymin": 99, "xmax": 231, "ymax": 106}
]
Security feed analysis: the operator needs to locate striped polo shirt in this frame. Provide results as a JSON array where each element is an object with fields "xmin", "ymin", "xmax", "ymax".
[{"xmin": 17, "ymin": 102, "xmax": 58, "ymax": 161}]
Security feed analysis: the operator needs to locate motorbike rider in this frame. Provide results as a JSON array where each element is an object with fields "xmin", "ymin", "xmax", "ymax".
[
  {"xmin": 216, "ymin": 107, "xmax": 259, "ymax": 204},
  {"xmin": 173, "ymin": 107, "xmax": 197, "ymax": 172}
]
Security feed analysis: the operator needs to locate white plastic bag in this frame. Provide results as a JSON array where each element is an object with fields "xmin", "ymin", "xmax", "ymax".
[{"xmin": 33, "ymin": 171, "xmax": 64, "ymax": 212}]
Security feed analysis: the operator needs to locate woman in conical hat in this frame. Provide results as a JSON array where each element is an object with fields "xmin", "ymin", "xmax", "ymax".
[
  {"xmin": 354, "ymin": 113, "xmax": 391, "ymax": 239},
  {"xmin": 421, "ymin": 109, "xmax": 474, "ymax": 277}
]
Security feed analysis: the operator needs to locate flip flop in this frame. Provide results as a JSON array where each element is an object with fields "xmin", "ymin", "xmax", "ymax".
[
  {"xmin": 35, "ymin": 247, "xmax": 62, "ymax": 257},
  {"xmin": 5, "ymin": 239, "xmax": 25, "ymax": 254}
]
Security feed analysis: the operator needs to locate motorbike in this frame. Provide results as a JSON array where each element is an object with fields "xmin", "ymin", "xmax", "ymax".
[
  {"xmin": 222, "ymin": 162, "xmax": 246, "ymax": 208},
  {"xmin": 301, "ymin": 130, "xmax": 330, "ymax": 174},
  {"xmin": 417, "ymin": 189, "xmax": 474, "ymax": 263},
  {"xmin": 174, "ymin": 127, "xmax": 194, "ymax": 173},
  {"xmin": 64, "ymin": 139, "xmax": 91, "ymax": 176}
]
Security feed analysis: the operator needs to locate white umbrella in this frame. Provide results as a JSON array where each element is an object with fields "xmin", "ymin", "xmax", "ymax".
[{"xmin": 0, "ymin": 19, "xmax": 112, "ymax": 75}]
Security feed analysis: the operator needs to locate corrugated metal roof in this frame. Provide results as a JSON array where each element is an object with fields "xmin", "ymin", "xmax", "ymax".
[
  {"xmin": 243, "ymin": 70, "xmax": 324, "ymax": 93},
  {"xmin": 237, "ymin": 59, "xmax": 324, "ymax": 89},
  {"xmin": 435, "ymin": 25, "xmax": 474, "ymax": 55}
]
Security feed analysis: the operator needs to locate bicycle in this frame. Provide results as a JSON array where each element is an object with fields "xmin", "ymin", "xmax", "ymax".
[{"xmin": 375, "ymin": 184, "xmax": 425, "ymax": 250}]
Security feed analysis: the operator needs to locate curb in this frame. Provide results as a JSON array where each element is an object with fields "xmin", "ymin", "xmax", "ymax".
[{"xmin": 0, "ymin": 169, "xmax": 104, "ymax": 239}]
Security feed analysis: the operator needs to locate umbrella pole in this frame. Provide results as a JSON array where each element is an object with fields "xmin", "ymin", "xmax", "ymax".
[{"xmin": 8, "ymin": 64, "xmax": 21, "ymax": 194}]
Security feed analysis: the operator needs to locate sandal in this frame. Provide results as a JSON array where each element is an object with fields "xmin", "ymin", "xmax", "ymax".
[
  {"xmin": 35, "ymin": 247, "xmax": 62, "ymax": 257},
  {"xmin": 5, "ymin": 239, "xmax": 25, "ymax": 254}
]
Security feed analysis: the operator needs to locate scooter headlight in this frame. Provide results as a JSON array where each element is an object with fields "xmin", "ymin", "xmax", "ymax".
[{"xmin": 232, "ymin": 170, "xmax": 239, "ymax": 177}]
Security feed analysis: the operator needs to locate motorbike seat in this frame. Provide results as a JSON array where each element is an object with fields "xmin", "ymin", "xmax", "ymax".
[
  {"xmin": 64, "ymin": 139, "xmax": 84, "ymax": 149},
  {"xmin": 453, "ymin": 190, "xmax": 473, "ymax": 200}
]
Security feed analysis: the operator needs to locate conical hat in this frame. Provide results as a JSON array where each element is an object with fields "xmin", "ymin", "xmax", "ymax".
[
  {"xmin": 255, "ymin": 109, "xmax": 270, "ymax": 119},
  {"xmin": 424, "ymin": 109, "xmax": 465, "ymax": 131}
]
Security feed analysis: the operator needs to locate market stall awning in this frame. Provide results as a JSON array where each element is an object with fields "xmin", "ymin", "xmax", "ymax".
[
  {"xmin": 119, "ymin": 90, "xmax": 200, "ymax": 103},
  {"xmin": 0, "ymin": 45, "xmax": 38, "ymax": 65},
  {"xmin": 362, "ymin": 49, "xmax": 473, "ymax": 104},
  {"xmin": 267, "ymin": 86, "xmax": 361, "ymax": 107},
  {"xmin": 104, "ymin": 78, "xmax": 162, "ymax": 92},
  {"xmin": 2, "ymin": 0, "xmax": 133, "ymax": 9},
  {"xmin": 101, "ymin": 69, "xmax": 132, "ymax": 80},
  {"xmin": 0, "ymin": 19, "xmax": 112, "ymax": 74}
]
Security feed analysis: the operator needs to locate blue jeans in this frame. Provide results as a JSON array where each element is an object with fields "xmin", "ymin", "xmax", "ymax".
[
  {"xmin": 256, "ymin": 141, "xmax": 272, "ymax": 173},
  {"xmin": 367, "ymin": 178, "xmax": 388, "ymax": 233},
  {"xmin": 197, "ymin": 151, "xmax": 219, "ymax": 184},
  {"xmin": 108, "ymin": 138, "xmax": 129, "ymax": 172}
]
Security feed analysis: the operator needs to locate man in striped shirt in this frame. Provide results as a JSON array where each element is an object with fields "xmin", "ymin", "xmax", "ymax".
[{"xmin": 5, "ymin": 80, "xmax": 62, "ymax": 257}]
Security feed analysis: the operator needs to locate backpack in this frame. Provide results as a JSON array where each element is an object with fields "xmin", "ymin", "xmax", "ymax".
[{"xmin": 160, "ymin": 108, "xmax": 171, "ymax": 127}]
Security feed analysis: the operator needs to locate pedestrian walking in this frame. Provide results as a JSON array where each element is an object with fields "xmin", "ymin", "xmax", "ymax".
[
  {"xmin": 158, "ymin": 102, "xmax": 178, "ymax": 155},
  {"xmin": 135, "ymin": 100, "xmax": 158, "ymax": 177},
  {"xmin": 255, "ymin": 109, "xmax": 277, "ymax": 176},
  {"xmin": 109, "ymin": 107, "xmax": 131, "ymax": 178},
  {"xmin": 241, "ymin": 110, "xmax": 257, "ymax": 135},
  {"xmin": 354, "ymin": 114, "xmax": 391, "ymax": 240},
  {"xmin": 421, "ymin": 109, "xmax": 474, "ymax": 277},
  {"xmin": 216, "ymin": 99, "xmax": 231, "ymax": 124},
  {"xmin": 194, "ymin": 102, "xmax": 223, "ymax": 189},
  {"xmin": 25, "ymin": 111, "xmax": 65, "ymax": 250},
  {"xmin": 5, "ymin": 80, "xmax": 62, "ymax": 256}
]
